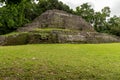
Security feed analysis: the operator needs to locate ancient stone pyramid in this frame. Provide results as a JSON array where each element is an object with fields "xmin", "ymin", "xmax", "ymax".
[
  {"xmin": 17, "ymin": 9, "xmax": 94, "ymax": 32},
  {"xmin": 0, "ymin": 9, "xmax": 120, "ymax": 46}
]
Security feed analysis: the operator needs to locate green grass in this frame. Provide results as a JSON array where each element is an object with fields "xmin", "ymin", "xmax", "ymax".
[
  {"xmin": 1, "ymin": 32, "xmax": 28, "ymax": 37},
  {"xmin": 0, "ymin": 43, "xmax": 120, "ymax": 80},
  {"xmin": 34, "ymin": 28, "xmax": 71, "ymax": 31}
]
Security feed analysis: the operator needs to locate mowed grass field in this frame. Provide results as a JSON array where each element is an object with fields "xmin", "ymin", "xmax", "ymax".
[{"xmin": 0, "ymin": 44, "xmax": 120, "ymax": 80}]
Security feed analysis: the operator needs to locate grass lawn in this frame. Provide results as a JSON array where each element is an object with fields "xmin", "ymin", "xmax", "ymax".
[{"xmin": 0, "ymin": 43, "xmax": 120, "ymax": 80}]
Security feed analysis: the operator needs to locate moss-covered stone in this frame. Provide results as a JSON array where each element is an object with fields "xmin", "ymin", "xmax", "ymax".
[
  {"xmin": 0, "ymin": 28, "xmax": 120, "ymax": 46},
  {"xmin": 0, "ymin": 32, "xmax": 29, "ymax": 45}
]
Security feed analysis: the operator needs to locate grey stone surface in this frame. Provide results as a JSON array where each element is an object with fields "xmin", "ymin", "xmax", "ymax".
[{"xmin": 17, "ymin": 9, "xmax": 94, "ymax": 32}]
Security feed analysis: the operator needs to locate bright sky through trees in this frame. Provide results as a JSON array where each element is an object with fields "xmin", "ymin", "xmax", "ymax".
[{"xmin": 59, "ymin": 0, "xmax": 120, "ymax": 16}]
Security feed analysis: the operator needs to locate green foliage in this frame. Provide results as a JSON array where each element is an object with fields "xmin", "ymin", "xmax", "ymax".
[
  {"xmin": 107, "ymin": 16, "xmax": 120, "ymax": 36},
  {"xmin": 0, "ymin": 5, "xmax": 24, "ymax": 34},
  {"xmin": 0, "ymin": 0, "xmax": 32, "ymax": 5},
  {"xmin": 102, "ymin": 7, "xmax": 111, "ymax": 17},
  {"xmin": 0, "ymin": 0, "xmax": 36, "ymax": 34},
  {"xmin": 93, "ymin": 12, "xmax": 107, "ymax": 32},
  {"xmin": 36, "ymin": 0, "xmax": 73, "ymax": 15},
  {"xmin": 0, "ymin": 0, "xmax": 21, "ymax": 4},
  {"xmin": 75, "ymin": 3, "xmax": 94, "ymax": 24}
]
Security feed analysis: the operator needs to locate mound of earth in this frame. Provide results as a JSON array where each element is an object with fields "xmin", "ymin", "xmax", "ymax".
[{"xmin": 0, "ymin": 9, "xmax": 120, "ymax": 45}]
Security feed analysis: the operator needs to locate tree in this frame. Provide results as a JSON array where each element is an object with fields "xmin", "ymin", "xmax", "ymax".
[
  {"xmin": 75, "ymin": 3, "xmax": 94, "ymax": 24},
  {"xmin": 0, "ymin": 0, "xmax": 36, "ymax": 34},
  {"xmin": 36, "ymin": 0, "xmax": 73, "ymax": 14},
  {"xmin": 102, "ymin": 7, "xmax": 111, "ymax": 17},
  {"xmin": 107, "ymin": 16, "xmax": 120, "ymax": 36},
  {"xmin": 93, "ymin": 7, "xmax": 111, "ymax": 32}
]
